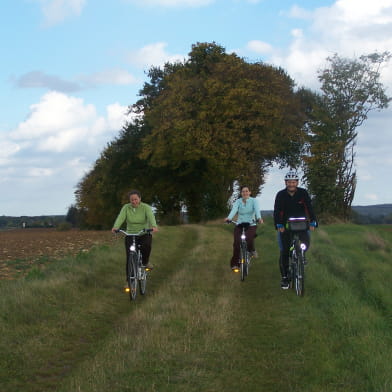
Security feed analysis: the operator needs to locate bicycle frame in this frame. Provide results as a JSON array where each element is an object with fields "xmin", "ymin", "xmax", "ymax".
[
  {"xmin": 287, "ymin": 217, "xmax": 308, "ymax": 296},
  {"xmin": 227, "ymin": 220, "xmax": 254, "ymax": 281},
  {"xmin": 116, "ymin": 229, "xmax": 153, "ymax": 301}
]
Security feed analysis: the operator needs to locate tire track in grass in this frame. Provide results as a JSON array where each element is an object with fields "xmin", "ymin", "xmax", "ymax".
[{"xmin": 59, "ymin": 224, "xmax": 239, "ymax": 392}]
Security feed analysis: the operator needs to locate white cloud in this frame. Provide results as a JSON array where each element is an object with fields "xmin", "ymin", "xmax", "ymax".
[
  {"xmin": 127, "ymin": 42, "xmax": 186, "ymax": 69},
  {"xmin": 246, "ymin": 0, "xmax": 392, "ymax": 89},
  {"xmin": 0, "ymin": 91, "xmax": 131, "ymax": 214},
  {"xmin": 34, "ymin": 0, "xmax": 86, "ymax": 26},
  {"xmin": 7, "ymin": 91, "xmax": 129, "ymax": 157},
  {"xmin": 365, "ymin": 193, "xmax": 379, "ymax": 201},
  {"xmin": 246, "ymin": 40, "xmax": 273, "ymax": 54}
]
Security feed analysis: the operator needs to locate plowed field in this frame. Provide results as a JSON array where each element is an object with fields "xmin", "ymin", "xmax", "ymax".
[{"xmin": 0, "ymin": 228, "xmax": 115, "ymax": 279}]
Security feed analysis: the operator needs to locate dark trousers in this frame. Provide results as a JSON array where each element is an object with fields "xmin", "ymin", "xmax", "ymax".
[
  {"xmin": 278, "ymin": 230, "xmax": 310, "ymax": 277},
  {"xmin": 124, "ymin": 234, "xmax": 152, "ymax": 276},
  {"xmin": 230, "ymin": 225, "xmax": 257, "ymax": 267}
]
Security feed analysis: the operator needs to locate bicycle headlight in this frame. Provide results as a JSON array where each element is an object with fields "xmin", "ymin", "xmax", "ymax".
[
  {"xmin": 300, "ymin": 243, "xmax": 307, "ymax": 251},
  {"xmin": 241, "ymin": 234, "xmax": 246, "ymax": 240},
  {"xmin": 130, "ymin": 245, "xmax": 136, "ymax": 251}
]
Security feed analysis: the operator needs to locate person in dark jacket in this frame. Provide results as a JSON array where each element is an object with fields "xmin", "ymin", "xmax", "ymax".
[{"xmin": 273, "ymin": 170, "xmax": 317, "ymax": 289}]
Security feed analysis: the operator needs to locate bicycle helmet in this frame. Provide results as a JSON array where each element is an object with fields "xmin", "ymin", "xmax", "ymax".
[{"xmin": 284, "ymin": 170, "xmax": 299, "ymax": 181}]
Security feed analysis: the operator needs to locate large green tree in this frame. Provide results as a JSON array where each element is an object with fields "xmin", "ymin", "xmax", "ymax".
[
  {"xmin": 139, "ymin": 42, "xmax": 305, "ymax": 221},
  {"xmin": 303, "ymin": 52, "xmax": 391, "ymax": 220}
]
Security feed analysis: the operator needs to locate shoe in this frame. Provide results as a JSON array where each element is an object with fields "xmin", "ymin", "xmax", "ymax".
[
  {"xmin": 143, "ymin": 264, "xmax": 153, "ymax": 271},
  {"xmin": 231, "ymin": 265, "xmax": 240, "ymax": 273},
  {"xmin": 250, "ymin": 250, "xmax": 258, "ymax": 258},
  {"xmin": 280, "ymin": 277, "xmax": 289, "ymax": 290}
]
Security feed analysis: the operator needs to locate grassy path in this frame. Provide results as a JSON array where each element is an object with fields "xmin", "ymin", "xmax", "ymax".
[{"xmin": 1, "ymin": 222, "xmax": 392, "ymax": 391}]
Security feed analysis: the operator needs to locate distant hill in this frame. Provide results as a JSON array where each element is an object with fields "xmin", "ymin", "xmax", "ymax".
[
  {"xmin": 352, "ymin": 204, "xmax": 392, "ymax": 224},
  {"xmin": 261, "ymin": 204, "xmax": 392, "ymax": 224},
  {"xmin": 352, "ymin": 204, "xmax": 392, "ymax": 217},
  {"xmin": 0, "ymin": 215, "xmax": 66, "ymax": 230}
]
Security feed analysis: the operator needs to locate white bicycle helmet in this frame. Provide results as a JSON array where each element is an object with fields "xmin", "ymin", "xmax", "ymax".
[{"xmin": 284, "ymin": 170, "xmax": 299, "ymax": 181}]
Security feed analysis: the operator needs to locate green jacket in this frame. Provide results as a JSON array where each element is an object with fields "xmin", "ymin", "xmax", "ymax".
[{"xmin": 112, "ymin": 202, "xmax": 157, "ymax": 234}]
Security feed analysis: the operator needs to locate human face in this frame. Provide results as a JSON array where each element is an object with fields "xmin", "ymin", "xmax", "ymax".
[
  {"xmin": 241, "ymin": 187, "xmax": 251, "ymax": 200},
  {"xmin": 129, "ymin": 193, "xmax": 141, "ymax": 207},
  {"xmin": 285, "ymin": 180, "xmax": 298, "ymax": 193}
]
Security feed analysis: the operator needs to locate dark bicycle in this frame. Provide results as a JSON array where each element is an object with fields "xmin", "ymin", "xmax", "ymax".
[
  {"xmin": 116, "ymin": 228, "xmax": 153, "ymax": 301},
  {"xmin": 287, "ymin": 217, "xmax": 308, "ymax": 296},
  {"xmin": 227, "ymin": 220, "xmax": 255, "ymax": 281}
]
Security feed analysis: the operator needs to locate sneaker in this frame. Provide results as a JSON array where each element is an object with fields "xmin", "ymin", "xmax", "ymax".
[
  {"xmin": 280, "ymin": 277, "xmax": 289, "ymax": 290},
  {"xmin": 250, "ymin": 250, "xmax": 258, "ymax": 258},
  {"xmin": 231, "ymin": 265, "xmax": 240, "ymax": 273},
  {"xmin": 143, "ymin": 264, "xmax": 153, "ymax": 271}
]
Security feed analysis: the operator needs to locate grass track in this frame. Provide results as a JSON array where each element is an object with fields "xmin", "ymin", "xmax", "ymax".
[{"xmin": 1, "ymin": 222, "xmax": 392, "ymax": 391}]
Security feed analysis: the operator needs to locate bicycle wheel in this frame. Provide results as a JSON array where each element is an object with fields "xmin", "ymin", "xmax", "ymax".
[
  {"xmin": 240, "ymin": 244, "xmax": 248, "ymax": 281},
  {"xmin": 295, "ymin": 251, "xmax": 305, "ymax": 297},
  {"xmin": 127, "ymin": 253, "xmax": 138, "ymax": 301},
  {"xmin": 138, "ymin": 256, "xmax": 147, "ymax": 295},
  {"xmin": 289, "ymin": 254, "xmax": 296, "ymax": 290}
]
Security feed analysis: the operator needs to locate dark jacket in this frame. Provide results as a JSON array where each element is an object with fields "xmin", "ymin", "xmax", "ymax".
[{"xmin": 273, "ymin": 187, "xmax": 317, "ymax": 228}]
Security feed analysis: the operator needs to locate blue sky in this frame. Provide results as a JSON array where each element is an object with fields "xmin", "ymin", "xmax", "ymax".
[{"xmin": 1, "ymin": 0, "xmax": 392, "ymax": 216}]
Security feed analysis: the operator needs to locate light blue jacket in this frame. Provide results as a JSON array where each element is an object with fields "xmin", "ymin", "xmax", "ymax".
[{"xmin": 227, "ymin": 197, "xmax": 261, "ymax": 226}]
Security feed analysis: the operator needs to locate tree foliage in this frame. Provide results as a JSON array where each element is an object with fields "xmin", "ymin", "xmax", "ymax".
[
  {"xmin": 74, "ymin": 42, "xmax": 307, "ymax": 226},
  {"xmin": 139, "ymin": 42, "xmax": 305, "ymax": 221},
  {"xmin": 303, "ymin": 52, "xmax": 391, "ymax": 220}
]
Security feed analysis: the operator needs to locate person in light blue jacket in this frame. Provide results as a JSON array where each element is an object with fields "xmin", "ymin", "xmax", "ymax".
[{"xmin": 225, "ymin": 186, "xmax": 263, "ymax": 271}]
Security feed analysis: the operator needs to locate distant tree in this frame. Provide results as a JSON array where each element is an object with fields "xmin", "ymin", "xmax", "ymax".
[{"xmin": 303, "ymin": 52, "xmax": 391, "ymax": 220}]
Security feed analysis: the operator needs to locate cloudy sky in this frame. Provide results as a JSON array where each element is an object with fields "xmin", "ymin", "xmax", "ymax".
[{"xmin": 1, "ymin": 0, "xmax": 392, "ymax": 216}]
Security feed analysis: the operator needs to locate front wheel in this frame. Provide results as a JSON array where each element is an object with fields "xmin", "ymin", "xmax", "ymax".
[
  {"xmin": 240, "ymin": 244, "xmax": 248, "ymax": 281},
  {"xmin": 127, "ymin": 253, "xmax": 138, "ymax": 301},
  {"xmin": 139, "ymin": 262, "xmax": 147, "ymax": 295},
  {"xmin": 295, "ymin": 252, "xmax": 305, "ymax": 297}
]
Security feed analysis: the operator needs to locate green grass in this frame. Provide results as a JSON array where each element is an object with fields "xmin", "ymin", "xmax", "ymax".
[{"xmin": 1, "ymin": 222, "xmax": 392, "ymax": 391}]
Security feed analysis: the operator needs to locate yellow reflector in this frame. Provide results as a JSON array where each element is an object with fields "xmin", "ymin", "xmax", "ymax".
[{"xmin": 125, "ymin": 287, "xmax": 130, "ymax": 292}]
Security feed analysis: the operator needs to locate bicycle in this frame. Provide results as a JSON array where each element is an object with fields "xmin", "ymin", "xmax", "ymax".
[
  {"xmin": 115, "ymin": 228, "xmax": 153, "ymax": 301},
  {"xmin": 227, "ymin": 220, "xmax": 255, "ymax": 281},
  {"xmin": 287, "ymin": 217, "xmax": 308, "ymax": 297}
]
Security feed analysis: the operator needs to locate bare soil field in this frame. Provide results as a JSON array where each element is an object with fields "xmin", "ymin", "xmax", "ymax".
[{"xmin": 0, "ymin": 228, "xmax": 115, "ymax": 279}]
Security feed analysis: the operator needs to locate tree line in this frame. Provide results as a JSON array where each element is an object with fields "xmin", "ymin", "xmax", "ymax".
[{"xmin": 70, "ymin": 42, "xmax": 391, "ymax": 229}]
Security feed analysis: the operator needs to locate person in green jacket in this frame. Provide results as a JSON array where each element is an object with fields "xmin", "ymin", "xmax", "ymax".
[{"xmin": 111, "ymin": 190, "xmax": 158, "ymax": 273}]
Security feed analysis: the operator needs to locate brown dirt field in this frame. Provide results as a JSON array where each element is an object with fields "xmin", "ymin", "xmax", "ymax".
[{"xmin": 0, "ymin": 228, "xmax": 117, "ymax": 279}]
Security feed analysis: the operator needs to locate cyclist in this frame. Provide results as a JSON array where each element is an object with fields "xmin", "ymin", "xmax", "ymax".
[
  {"xmin": 225, "ymin": 185, "xmax": 263, "ymax": 272},
  {"xmin": 111, "ymin": 190, "xmax": 158, "ymax": 277},
  {"xmin": 273, "ymin": 170, "xmax": 317, "ymax": 289}
]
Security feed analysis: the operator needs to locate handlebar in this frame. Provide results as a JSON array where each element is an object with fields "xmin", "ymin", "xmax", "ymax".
[
  {"xmin": 225, "ymin": 220, "xmax": 254, "ymax": 229},
  {"xmin": 114, "ymin": 228, "xmax": 153, "ymax": 236}
]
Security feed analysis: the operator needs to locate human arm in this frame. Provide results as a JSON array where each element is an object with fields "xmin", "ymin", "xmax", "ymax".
[
  {"xmin": 225, "ymin": 199, "xmax": 239, "ymax": 222},
  {"xmin": 111, "ymin": 205, "xmax": 127, "ymax": 233},
  {"xmin": 273, "ymin": 191, "xmax": 285, "ymax": 231}
]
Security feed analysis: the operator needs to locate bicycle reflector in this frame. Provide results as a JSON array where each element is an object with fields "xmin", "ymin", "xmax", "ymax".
[
  {"xmin": 241, "ymin": 233, "xmax": 246, "ymax": 240},
  {"xmin": 300, "ymin": 243, "xmax": 307, "ymax": 251},
  {"xmin": 124, "ymin": 287, "xmax": 130, "ymax": 293},
  {"xmin": 130, "ymin": 245, "xmax": 136, "ymax": 251}
]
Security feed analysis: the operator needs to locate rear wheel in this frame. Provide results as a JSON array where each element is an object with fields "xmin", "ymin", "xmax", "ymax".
[{"xmin": 127, "ymin": 253, "xmax": 138, "ymax": 301}]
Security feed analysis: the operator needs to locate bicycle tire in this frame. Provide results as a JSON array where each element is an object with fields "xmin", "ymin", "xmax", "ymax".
[
  {"xmin": 296, "ymin": 250, "xmax": 305, "ymax": 297},
  {"xmin": 139, "ymin": 255, "xmax": 147, "ymax": 295},
  {"xmin": 289, "ymin": 254, "xmax": 296, "ymax": 290},
  {"xmin": 128, "ymin": 253, "xmax": 138, "ymax": 301},
  {"xmin": 240, "ymin": 243, "xmax": 247, "ymax": 281}
]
